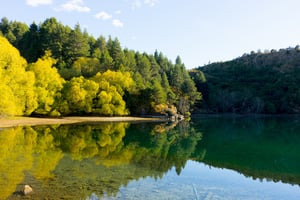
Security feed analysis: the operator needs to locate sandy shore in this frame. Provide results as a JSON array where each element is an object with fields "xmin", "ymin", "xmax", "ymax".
[{"xmin": 0, "ymin": 116, "xmax": 167, "ymax": 128}]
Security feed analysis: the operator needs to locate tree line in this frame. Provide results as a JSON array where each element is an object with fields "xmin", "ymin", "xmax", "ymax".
[{"xmin": 0, "ymin": 17, "xmax": 201, "ymax": 117}]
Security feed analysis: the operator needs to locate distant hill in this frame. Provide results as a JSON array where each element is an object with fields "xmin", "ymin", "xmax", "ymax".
[{"xmin": 191, "ymin": 46, "xmax": 300, "ymax": 114}]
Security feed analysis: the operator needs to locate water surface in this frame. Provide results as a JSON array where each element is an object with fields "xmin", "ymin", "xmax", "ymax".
[{"xmin": 1, "ymin": 117, "xmax": 300, "ymax": 199}]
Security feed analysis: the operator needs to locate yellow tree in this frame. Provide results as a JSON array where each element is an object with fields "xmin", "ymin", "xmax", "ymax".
[
  {"xmin": 98, "ymin": 70, "xmax": 134, "ymax": 95},
  {"xmin": 58, "ymin": 76, "xmax": 99, "ymax": 115},
  {"xmin": 0, "ymin": 36, "xmax": 37, "ymax": 116},
  {"xmin": 28, "ymin": 51, "xmax": 65, "ymax": 115},
  {"xmin": 92, "ymin": 71, "xmax": 134, "ymax": 116},
  {"xmin": 57, "ymin": 70, "xmax": 133, "ymax": 116}
]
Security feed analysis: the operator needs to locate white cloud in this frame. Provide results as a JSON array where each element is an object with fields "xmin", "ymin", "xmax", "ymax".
[
  {"xmin": 26, "ymin": 0, "xmax": 52, "ymax": 7},
  {"xmin": 144, "ymin": 0, "xmax": 158, "ymax": 7},
  {"xmin": 132, "ymin": 0, "xmax": 159, "ymax": 9},
  {"xmin": 95, "ymin": 11, "xmax": 112, "ymax": 20},
  {"xmin": 112, "ymin": 19, "xmax": 124, "ymax": 28},
  {"xmin": 95, "ymin": 10, "xmax": 124, "ymax": 28},
  {"xmin": 59, "ymin": 0, "xmax": 90, "ymax": 12}
]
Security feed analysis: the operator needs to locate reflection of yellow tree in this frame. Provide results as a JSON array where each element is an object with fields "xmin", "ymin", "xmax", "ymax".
[
  {"xmin": 30, "ymin": 127, "xmax": 63, "ymax": 179},
  {"xmin": 0, "ymin": 127, "xmax": 34, "ymax": 199},
  {"xmin": 0, "ymin": 122, "xmax": 202, "ymax": 199},
  {"xmin": 97, "ymin": 123, "xmax": 128, "ymax": 158},
  {"xmin": 56, "ymin": 123, "xmax": 129, "ymax": 165},
  {"xmin": 0, "ymin": 126, "xmax": 64, "ymax": 199},
  {"xmin": 100, "ymin": 147, "xmax": 133, "ymax": 167}
]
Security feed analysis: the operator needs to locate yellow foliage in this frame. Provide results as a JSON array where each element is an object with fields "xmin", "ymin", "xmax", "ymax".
[
  {"xmin": 29, "ymin": 51, "xmax": 65, "ymax": 115},
  {"xmin": 59, "ymin": 76, "xmax": 100, "ymax": 114},
  {"xmin": 97, "ymin": 70, "xmax": 134, "ymax": 95},
  {"xmin": 57, "ymin": 70, "xmax": 133, "ymax": 116},
  {"xmin": 0, "ymin": 36, "xmax": 38, "ymax": 116},
  {"xmin": 0, "ymin": 37, "xmax": 27, "ymax": 70},
  {"xmin": 98, "ymin": 91, "xmax": 112, "ymax": 105},
  {"xmin": 0, "ymin": 84, "xmax": 18, "ymax": 115}
]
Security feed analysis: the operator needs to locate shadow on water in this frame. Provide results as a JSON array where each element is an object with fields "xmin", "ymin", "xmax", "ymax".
[{"xmin": 1, "ymin": 116, "xmax": 300, "ymax": 199}]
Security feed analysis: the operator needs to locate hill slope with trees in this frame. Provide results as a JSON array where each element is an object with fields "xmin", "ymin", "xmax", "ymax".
[
  {"xmin": 0, "ymin": 17, "xmax": 201, "ymax": 117},
  {"xmin": 191, "ymin": 48, "xmax": 300, "ymax": 114}
]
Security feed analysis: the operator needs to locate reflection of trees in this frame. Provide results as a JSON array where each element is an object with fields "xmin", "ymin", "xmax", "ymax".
[
  {"xmin": 44, "ymin": 121, "xmax": 203, "ymax": 199},
  {"xmin": 0, "ymin": 127, "xmax": 33, "ymax": 200},
  {"xmin": 193, "ymin": 117, "xmax": 300, "ymax": 186},
  {"xmin": 0, "ymin": 126, "xmax": 62, "ymax": 200},
  {"xmin": 50, "ymin": 123, "xmax": 130, "ymax": 165},
  {"xmin": 3, "ymin": 121, "xmax": 203, "ymax": 199},
  {"xmin": 3, "ymin": 117, "xmax": 300, "ymax": 199},
  {"xmin": 124, "ymin": 121, "xmax": 203, "ymax": 175},
  {"xmin": 29, "ymin": 126, "xmax": 63, "ymax": 179}
]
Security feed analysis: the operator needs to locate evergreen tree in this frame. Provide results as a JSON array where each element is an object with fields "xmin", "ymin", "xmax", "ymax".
[
  {"xmin": 96, "ymin": 35, "xmax": 107, "ymax": 53},
  {"xmin": 107, "ymin": 37, "xmax": 124, "ymax": 70},
  {"xmin": 161, "ymin": 72, "xmax": 176, "ymax": 103},
  {"xmin": 64, "ymin": 24, "xmax": 90, "ymax": 64},
  {"xmin": 151, "ymin": 79, "xmax": 167, "ymax": 104},
  {"xmin": 18, "ymin": 22, "xmax": 42, "ymax": 63},
  {"xmin": 39, "ymin": 17, "xmax": 71, "ymax": 67},
  {"xmin": 0, "ymin": 17, "xmax": 29, "ymax": 47},
  {"xmin": 170, "ymin": 56, "xmax": 185, "ymax": 90},
  {"xmin": 99, "ymin": 49, "xmax": 114, "ymax": 72},
  {"xmin": 71, "ymin": 57, "xmax": 101, "ymax": 78},
  {"xmin": 123, "ymin": 49, "xmax": 137, "ymax": 72},
  {"xmin": 135, "ymin": 53, "xmax": 151, "ymax": 87}
]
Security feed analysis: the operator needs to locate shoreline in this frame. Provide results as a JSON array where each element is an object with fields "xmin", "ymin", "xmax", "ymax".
[
  {"xmin": 0, "ymin": 116, "xmax": 168, "ymax": 128},
  {"xmin": 192, "ymin": 113, "xmax": 300, "ymax": 118}
]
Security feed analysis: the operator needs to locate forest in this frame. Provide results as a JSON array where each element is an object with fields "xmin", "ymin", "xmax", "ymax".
[
  {"xmin": 191, "ymin": 47, "xmax": 300, "ymax": 114},
  {"xmin": 2, "ymin": 17, "xmax": 300, "ymax": 117},
  {"xmin": 0, "ymin": 17, "xmax": 200, "ymax": 117}
]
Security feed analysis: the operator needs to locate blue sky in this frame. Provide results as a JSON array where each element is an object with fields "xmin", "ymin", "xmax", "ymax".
[{"xmin": 1, "ymin": 0, "xmax": 300, "ymax": 68}]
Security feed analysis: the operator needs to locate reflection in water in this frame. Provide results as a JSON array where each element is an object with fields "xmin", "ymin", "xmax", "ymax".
[
  {"xmin": 192, "ymin": 117, "xmax": 300, "ymax": 186},
  {"xmin": 0, "ymin": 127, "xmax": 33, "ymax": 199},
  {"xmin": 1, "ymin": 117, "xmax": 300, "ymax": 199},
  {"xmin": 1, "ymin": 121, "xmax": 202, "ymax": 199}
]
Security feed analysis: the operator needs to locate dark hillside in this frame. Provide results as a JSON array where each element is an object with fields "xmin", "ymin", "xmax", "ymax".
[{"xmin": 191, "ymin": 47, "xmax": 300, "ymax": 114}]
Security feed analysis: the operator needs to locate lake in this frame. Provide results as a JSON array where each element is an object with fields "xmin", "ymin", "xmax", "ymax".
[{"xmin": 1, "ymin": 117, "xmax": 300, "ymax": 199}]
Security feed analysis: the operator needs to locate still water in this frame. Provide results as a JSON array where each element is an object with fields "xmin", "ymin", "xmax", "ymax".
[{"xmin": 1, "ymin": 117, "xmax": 300, "ymax": 199}]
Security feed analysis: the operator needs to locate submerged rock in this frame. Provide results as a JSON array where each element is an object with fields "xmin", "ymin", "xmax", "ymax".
[{"xmin": 23, "ymin": 185, "xmax": 33, "ymax": 195}]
